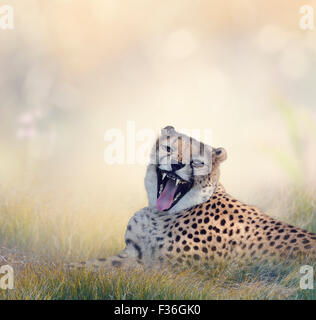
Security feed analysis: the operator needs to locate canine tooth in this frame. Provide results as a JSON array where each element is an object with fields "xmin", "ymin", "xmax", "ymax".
[
  {"xmin": 176, "ymin": 179, "xmax": 180, "ymax": 186},
  {"xmin": 162, "ymin": 173, "xmax": 167, "ymax": 180},
  {"xmin": 174, "ymin": 192, "xmax": 181, "ymax": 201}
]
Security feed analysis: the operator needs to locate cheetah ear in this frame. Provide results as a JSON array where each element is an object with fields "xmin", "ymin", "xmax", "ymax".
[
  {"xmin": 161, "ymin": 126, "xmax": 175, "ymax": 135},
  {"xmin": 214, "ymin": 147, "xmax": 227, "ymax": 163}
]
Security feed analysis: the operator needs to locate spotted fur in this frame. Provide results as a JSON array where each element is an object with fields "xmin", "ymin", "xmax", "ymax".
[{"xmin": 69, "ymin": 127, "xmax": 316, "ymax": 271}]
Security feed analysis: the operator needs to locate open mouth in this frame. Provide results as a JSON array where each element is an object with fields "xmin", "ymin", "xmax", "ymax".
[{"xmin": 156, "ymin": 167, "xmax": 193, "ymax": 212}]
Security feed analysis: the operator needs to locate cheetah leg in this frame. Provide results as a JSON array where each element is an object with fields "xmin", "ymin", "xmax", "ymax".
[
  {"xmin": 68, "ymin": 252, "xmax": 142, "ymax": 271},
  {"xmin": 68, "ymin": 243, "xmax": 144, "ymax": 272},
  {"xmin": 68, "ymin": 207, "xmax": 155, "ymax": 271}
]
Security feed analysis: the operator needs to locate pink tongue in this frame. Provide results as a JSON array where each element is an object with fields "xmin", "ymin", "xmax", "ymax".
[{"xmin": 157, "ymin": 180, "xmax": 178, "ymax": 211}]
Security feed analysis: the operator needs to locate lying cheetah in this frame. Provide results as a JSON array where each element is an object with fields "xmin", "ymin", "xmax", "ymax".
[{"xmin": 71, "ymin": 126, "xmax": 316, "ymax": 270}]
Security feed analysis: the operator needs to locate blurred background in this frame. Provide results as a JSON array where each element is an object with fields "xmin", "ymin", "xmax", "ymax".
[{"xmin": 1, "ymin": 0, "xmax": 316, "ymax": 230}]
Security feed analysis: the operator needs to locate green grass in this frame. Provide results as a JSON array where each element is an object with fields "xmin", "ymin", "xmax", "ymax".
[
  {"xmin": 0, "ymin": 186, "xmax": 315, "ymax": 300},
  {"xmin": 1, "ymin": 258, "xmax": 315, "ymax": 300}
]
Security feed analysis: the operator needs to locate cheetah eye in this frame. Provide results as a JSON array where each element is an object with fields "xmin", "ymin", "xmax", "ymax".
[
  {"xmin": 192, "ymin": 159, "xmax": 204, "ymax": 167},
  {"xmin": 162, "ymin": 145, "xmax": 172, "ymax": 153}
]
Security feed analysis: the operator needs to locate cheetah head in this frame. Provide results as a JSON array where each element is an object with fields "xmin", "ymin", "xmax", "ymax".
[{"xmin": 145, "ymin": 126, "xmax": 227, "ymax": 214}]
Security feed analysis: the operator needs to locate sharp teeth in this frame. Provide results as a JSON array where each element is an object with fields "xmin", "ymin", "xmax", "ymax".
[
  {"xmin": 174, "ymin": 192, "xmax": 181, "ymax": 202},
  {"xmin": 176, "ymin": 179, "xmax": 180, "ymax": 186},
  {"xmin": 162, "ymin": 173, "xmax": 167, "ymax": 180},
  {"xmin": 159, "ymin": 183, "xmax": 163, "ymax": 194}
]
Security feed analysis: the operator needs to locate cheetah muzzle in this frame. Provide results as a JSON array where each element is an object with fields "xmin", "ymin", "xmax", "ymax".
[{"xmin": 156, "ymin": 167, "xmax": 193, "ymax": 212}]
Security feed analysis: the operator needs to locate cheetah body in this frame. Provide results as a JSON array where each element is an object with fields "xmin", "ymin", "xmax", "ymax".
[
  {"xmin": 72, "ymin": 127, "xmax": 316, "ymax": 270},
  {"xmin": 108, "ymin": 190, "xmax": 316, "ymax": 269}
]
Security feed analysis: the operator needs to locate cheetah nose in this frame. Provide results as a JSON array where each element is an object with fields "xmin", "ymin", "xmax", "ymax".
[{"xmin": 171, "ymin": 163, "xmax": 185, "ymax": 172}]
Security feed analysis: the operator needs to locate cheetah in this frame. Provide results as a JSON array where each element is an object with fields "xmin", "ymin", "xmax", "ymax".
[{"xmin": 70, "ymin": 126, "xmax": 316, "ymax": 270}]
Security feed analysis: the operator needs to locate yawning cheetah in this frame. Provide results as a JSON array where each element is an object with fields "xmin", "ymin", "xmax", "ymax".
[{"xmin": 70, "ymin": 126, "xmax": 316, "ymax": 270}]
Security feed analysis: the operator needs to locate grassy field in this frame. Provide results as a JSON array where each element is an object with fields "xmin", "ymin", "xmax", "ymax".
[{"xmin": 0, "ymin": 185, "xmax": 315, "ymax": 300}]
